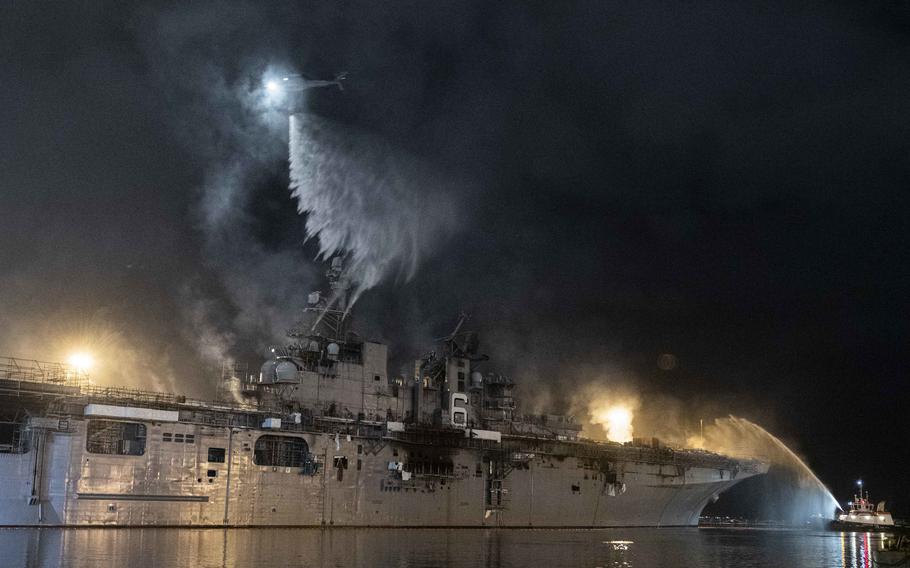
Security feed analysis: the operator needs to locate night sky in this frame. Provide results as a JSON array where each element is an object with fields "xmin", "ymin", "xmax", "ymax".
[{"xmin": 2, "ymin": 2, "xmax": 909, "ymax": 517}]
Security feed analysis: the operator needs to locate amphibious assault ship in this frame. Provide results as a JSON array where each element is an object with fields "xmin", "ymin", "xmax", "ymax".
[{"xmin": 0, "ymin": 258, "xmax": 767, "ymax": 527}]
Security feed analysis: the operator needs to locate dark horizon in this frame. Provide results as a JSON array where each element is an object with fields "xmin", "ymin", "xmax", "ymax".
[{"xmin": 2, "ymin": 1, "xmax": 908, "ymax": 518}]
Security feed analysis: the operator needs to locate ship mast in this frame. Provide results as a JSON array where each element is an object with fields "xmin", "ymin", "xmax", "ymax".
[{"xmin": 287, "ymin": 256, "xmax": 353, "ymax": 343}]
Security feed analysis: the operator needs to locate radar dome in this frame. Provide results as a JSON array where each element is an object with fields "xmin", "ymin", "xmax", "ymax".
[
  {"xmin": 259, "ymin": 360, "xmax": 278, "ymax": 383},
  {"xmin": 275, "ymin": 360, "xmax": 299, "ymax": 383}
]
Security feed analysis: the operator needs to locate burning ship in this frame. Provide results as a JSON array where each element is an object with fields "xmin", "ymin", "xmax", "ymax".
[{"xmin": 0, "ymin": 258, "xmax": 767, "ymax": 527}]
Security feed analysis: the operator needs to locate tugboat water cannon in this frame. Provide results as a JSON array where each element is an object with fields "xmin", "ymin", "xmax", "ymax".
[{"xmin": 831, "ymin": 479, "xmax": 895, "ymax": 530}]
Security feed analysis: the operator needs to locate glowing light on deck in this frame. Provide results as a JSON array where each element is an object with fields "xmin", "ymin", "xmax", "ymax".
[
  {"xmin": 67, "ymin": 352, "xmax": 95, "ymax": 373},
  {"xmin": 591, "ymin": 403, "xmax": 635, "ymax": 443}
]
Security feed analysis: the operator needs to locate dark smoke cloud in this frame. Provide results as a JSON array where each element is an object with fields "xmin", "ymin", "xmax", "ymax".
[{"xmin": 1, "ymin": 1, "xmax": 909, "ymax": 511}]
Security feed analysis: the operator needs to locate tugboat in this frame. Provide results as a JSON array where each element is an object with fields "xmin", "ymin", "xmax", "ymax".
[{"xmin": 832, "ymin": 480, "xmax": 895, "ymax": 530}]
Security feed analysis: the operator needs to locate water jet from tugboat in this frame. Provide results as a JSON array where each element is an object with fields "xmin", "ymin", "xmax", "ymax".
[{"xmin": 691, "ymin": 416, "xmax": 842, "ymax": 519}]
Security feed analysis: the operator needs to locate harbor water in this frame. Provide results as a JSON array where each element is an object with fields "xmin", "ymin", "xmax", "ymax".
[{"xmin": 0, "ymin": 527, "xmax": 890, "ymax": 567}]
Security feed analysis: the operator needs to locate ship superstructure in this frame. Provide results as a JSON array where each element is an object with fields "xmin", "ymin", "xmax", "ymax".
[
  {"xmin": 0, "ymin": 261, "xmax": 767, "ymax": 527},
  {"xmin": 834, "ymin": 482, "xmax": 895, "ymax": 529}
]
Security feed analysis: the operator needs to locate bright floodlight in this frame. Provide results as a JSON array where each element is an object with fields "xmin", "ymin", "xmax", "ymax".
[
  {"xmin": 265, "ymin": 80, "xmax": 281, "ymax": 94},
  {"xmin": 68, "ymin": 352, "xmax": 95, "ymax": 373}
]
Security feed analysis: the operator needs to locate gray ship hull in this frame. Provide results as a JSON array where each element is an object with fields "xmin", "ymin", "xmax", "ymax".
[{"xmin": 0, "ymin": 418, "xmax": 763, "ymax": 527}]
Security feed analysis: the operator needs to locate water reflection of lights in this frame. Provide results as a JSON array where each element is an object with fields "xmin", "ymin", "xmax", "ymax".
[
  {"xmin": 606, "ymin": 540, "xmax": 634, "ymax": 551},
  {"xmin": 603, "ymin": 540, "xmax": 634, "ymax": 567},
  {"xmin": 840, "ymin": 533, "xmax": 847, "ymax": 568},
  {"xmin": 840, "ymin": 532, "xmax": 874, "ymax": 568},
  {"xmin": 850, "ymin": 533, "xmax": 858, "ymax": 568},
  {"xmin": 862, "ymin": 532, "xmax": 870, "ymax": 568}
]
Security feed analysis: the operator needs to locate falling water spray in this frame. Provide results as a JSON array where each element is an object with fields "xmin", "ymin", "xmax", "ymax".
[
  {"xmin": 693, "ymin": 416, "xmax": 842, "ymax": 519},
  {"xmin": 287, "ymin": 113, "xmax": 459, "ymax": 311}
]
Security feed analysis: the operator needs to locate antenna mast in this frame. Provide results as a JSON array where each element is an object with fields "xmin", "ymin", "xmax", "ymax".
[{"xmin": 287, "ymin": 256, "xmax": 352, "ymax": 342}]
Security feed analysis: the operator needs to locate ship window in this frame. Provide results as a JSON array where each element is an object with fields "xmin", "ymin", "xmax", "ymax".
[
  {"xmin": 333, "ymin": 456, "xmax": 348, "ymax": 469},
  {"xmin": 0, "ymin": 421, "xmax": 28, "ymax": 454},
  {"xmin": 208, "ymin": 447, "xmax": 226, "ymax": 463},
  {"xmin": 457, "ymin": 372, "xmax": 465, "ymax": 392},
  {"xmin": 162, "ymin": 433, "xmax": 172, "ymax": 442},
  {"xmin": 185, "ymin": 434, "xmax": 195, "ymax": 444},
  {"xmin": 86, "ymin": 420, "xmax": 146, "ymax": 456},
  {"xmin": 207, "ymin": 469, "xmax": 217, "ymax": 478},
  {"xmin": 253, "ymin": 435, "xmax": 308, "ymax": 468},
  {"xmin": 374, "ymin": 374, "xmax": 381, "ymax": 382},
  {"xmin": 174, "ymin": 433, "xmax": 184, "ymax": 443}
]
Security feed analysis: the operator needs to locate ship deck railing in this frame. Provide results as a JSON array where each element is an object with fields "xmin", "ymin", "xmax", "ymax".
[
  {"xmin": 1, "ymin": 356, "xmax": 767, "ymax": 472},
  {"xmin": 0, "ymin": 356, "xmax": 287, "ymax": 418},
  {"xmin": 0, "ymin": 356, "xmax": 89, "ymax": 388}
]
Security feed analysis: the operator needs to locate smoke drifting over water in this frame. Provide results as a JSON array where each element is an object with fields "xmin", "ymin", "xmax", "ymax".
[{"xmin": 288, "ymin": 113, "xmax": 460, "ymax": 308}]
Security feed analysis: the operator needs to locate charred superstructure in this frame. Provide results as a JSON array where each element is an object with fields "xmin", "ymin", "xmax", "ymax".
[{"xmin": 0, "ymin": 262, "xmax": 767, "ymax": 527}]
